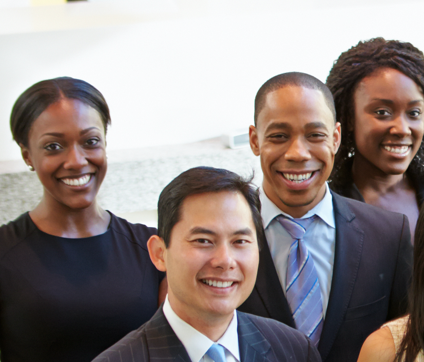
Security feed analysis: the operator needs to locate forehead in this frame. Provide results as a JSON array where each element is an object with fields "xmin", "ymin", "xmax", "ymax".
[
  {"xmin": 30, "ymin": 99, "xmax": 104, "ymax": 136},
  {"xmin": 355, "ymin": 68, "xmax": 423, "ymax": 100},
  {"xmin": 257, "ymin": 85, "xmax": 334, "ymax": 130},
  {"xmin": 173, "ymin": 191, "xmax": 256, "ymax": 235}
]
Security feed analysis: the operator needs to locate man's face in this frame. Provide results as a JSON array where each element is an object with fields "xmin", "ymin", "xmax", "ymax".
[
  {"xmin": 160, "ymin": 191, "xmax": 259, "ymax": 326},
  {"xmin": 250, "ymin": 85, "xmax": 341, "ymax": 218}
]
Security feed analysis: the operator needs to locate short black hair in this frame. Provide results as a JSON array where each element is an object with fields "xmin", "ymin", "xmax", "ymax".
[
  {"xmin": 326, "ymin": 37, "xmax": 424, "ymax": 192},
  {"xmin": 11, "ymin": 76, "xmax": 111, "ymax": 147},
  {"xmin": 158, "ymin": 166, "xmax": 264, "ymax": 249},
  {"xmin": 254, "ymin": 72, "xmax": 336, "ymax": 126}
]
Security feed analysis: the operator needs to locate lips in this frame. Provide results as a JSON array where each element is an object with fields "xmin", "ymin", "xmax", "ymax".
[{"xmin": 60, "ymin": 174, "xmax": 92, "ymax": 186}]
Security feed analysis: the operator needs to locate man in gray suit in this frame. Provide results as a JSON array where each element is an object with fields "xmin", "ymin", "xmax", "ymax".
[{"xmin": 93, "ymin": 167, "xmax": 321, "ymax": 362}]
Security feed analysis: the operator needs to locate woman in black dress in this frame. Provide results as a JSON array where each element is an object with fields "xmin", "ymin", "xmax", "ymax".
[
  {"xmin": 327, "ymin": 38, "xmax": 424, "ymax": 241},
  {"xmin": 0, "ymin": 77, "xmax": 166, "ymax": 362}
]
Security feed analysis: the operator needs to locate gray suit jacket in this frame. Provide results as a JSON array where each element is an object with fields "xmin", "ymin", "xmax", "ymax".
[
  {"xmin": 92, "ymin": 307, "xmax": 321, "ymax": 362},
  {"xmin": 238, "ymin": 192, "xmax": 413, "ymax": 362}
]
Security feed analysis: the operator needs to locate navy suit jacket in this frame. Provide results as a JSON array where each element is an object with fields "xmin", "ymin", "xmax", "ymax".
[
  {"xmin": 92, "ymin": 306, "xmax": 321, "ymax": 362},
  {"xmin": 238, "ymin": 192, "xmax": 413, "ymax": 362}
]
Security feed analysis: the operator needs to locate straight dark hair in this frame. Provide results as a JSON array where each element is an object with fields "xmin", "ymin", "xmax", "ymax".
[
  {"xmin": 157, "ymin": 166, "xmax": 264, "ymax": 249},
  {"xmin": 395, "ymin": 204, "xmax": 424, "ymax": 361},
  {"xmin": 11, "ymin": 76, "xmax": 111, "ymax": 147}
]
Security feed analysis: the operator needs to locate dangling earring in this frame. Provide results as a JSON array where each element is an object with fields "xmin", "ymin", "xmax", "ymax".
[{"xmin": 28, "ymin": 165, "xmax": 34, "ymax": 171}]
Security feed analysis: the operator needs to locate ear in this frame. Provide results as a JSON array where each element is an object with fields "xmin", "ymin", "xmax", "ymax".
[
  {"xmin": 147, "ymin": 235, "xmax": 167, "ymax": 272},
  {"xmin": 20, "ymin": 143, "xmax": 33, "ymax": 169},
  {"xmin": 333, "ymin": 122, "xmax": 342, "ymax": 153},
  {"xmin": 249, "ymin": 125, "xmax": 260, "ymax": 156}
]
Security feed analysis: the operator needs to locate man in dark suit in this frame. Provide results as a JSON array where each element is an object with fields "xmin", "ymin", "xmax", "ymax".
[
  {"xmin": 238, "ymin": 72, "xmax": 412, "ymax": 362},
  {"xmin": 93, "ymin": 167, "xmax": 321, "ymax": 362}
]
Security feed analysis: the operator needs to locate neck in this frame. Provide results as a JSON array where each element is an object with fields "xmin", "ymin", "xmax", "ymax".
[
  {"xmin": 169, "ymin": 297, "xmax": 233, "ymax": 342},
  {"xmin": 262, "ymin": 182, "xmax": 326, "ymax": 218},
  {"xmin": 30, "ymin": 197, "xmax": 110, "ymax": 238},
  {"xmin": 352, "ymin": 156, "xmax": 406, "ymax": 195}
]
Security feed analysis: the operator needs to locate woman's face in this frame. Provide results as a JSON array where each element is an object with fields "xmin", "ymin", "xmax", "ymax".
[
  {"xmin": 21, "ymin": 98, "xmax": 107, "ymax": 211},
  {"xmin": 353, "ymin": 68, "xmax": 424, "ymax": 175}
]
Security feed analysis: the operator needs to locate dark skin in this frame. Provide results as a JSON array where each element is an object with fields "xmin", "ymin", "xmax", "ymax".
[
  {"xmin": 21, "ymin": 98, "xmax": 167, "ymax": 303},
  {"xmin": 352, "ymin": 156, "xmax": 419, "ymax": 241},
  {"xmin": 351, "ymin": 68, "xmax": 424, "ymax": 241}
]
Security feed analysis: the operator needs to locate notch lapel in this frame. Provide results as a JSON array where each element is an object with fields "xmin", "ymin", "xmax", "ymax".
[
  {"xmin": 238, "ymin": 313, "xmax": 272, "ymax": 362},
  {"xmin": 145, "ymin": 307, "xmax": 191, "ymax": 362},
  {"xmin": 318, "ymin": 193, "xmax": 365, "ymax": 361},
  {"xmin": 255, "ymin": 237, "xmax": 295, "ymax": 327}
]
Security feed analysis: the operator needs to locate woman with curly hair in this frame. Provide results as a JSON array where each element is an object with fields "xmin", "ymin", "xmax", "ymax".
[
  {"xmin": 358, "ymin": 203, "xmax": 424, "ymax": 362},
  {"xmin": 327, "ymin": 38, "xmax": 424, "ymax": 242}
]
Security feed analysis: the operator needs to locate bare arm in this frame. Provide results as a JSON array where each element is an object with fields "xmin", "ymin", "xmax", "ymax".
[{"xmin": 357, "ymin": 327, "xmax": 396, "ymax": 362}]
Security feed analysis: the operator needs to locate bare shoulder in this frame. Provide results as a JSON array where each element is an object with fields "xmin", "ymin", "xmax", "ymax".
[{"xmin": 357, "ymin": 327, "xmax": 396, "ymax": 362}]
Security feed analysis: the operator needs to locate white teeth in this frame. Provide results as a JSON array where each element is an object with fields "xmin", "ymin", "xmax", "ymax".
[
  {"xmin": 61, "ymin": 174, "xmax": 91, "ymax": 186},
  {"xmin": 383, "ymin": 146, "xmax": 409, "ymax": 154},
  {"xmin": 282, "ymin": 172, "xmax": 312, "ymax": 183},
  {"xmin": 202, "ymin": 279, "xmax": 234, "ymax": 288}
]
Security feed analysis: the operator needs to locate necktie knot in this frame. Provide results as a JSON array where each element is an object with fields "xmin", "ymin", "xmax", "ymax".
[
  {"xmin": 276, "ymin": 215, "xmax": 315, "ymax": 240},
  {"xmin": 206, "ymin": 343, "xmax": 226, "ymax": 362}
]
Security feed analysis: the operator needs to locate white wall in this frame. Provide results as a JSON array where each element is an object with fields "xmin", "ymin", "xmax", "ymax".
[{"xmin": 1, "ymin": 0, "xmax": 423, "ymax": 162}]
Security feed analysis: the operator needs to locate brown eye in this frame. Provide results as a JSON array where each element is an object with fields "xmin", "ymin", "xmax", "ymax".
[
  {"xmin": 375, "ymin": 109, "xmax": 391, "ymax": 117},
  {"xmin": 44, "ymin": 143, "xmax": 62, "ymax": 151},
  {"xmin": 86, "ymin": 138, "xmax": 100, "ymax": 146}
]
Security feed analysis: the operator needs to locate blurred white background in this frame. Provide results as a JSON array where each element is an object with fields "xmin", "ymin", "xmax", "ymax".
[{"xmin": 0, "ymin": 0, "xmax": 422, "ymax": 164}]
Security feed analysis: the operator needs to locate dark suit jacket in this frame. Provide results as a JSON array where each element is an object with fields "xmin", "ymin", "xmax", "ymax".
[
  {"xmin": 92, "ymin": 307, "xmax": 321, "ymax": 362},
  {"xmin": 238, "ymin": 192, "xmax": 413, "ymax": 362}
]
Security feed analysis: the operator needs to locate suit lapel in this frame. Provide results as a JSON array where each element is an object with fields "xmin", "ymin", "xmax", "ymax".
[
  {"xmin": 318, "ymin": 193, "xmax": 365, "ymax": 361},
  {"xmin": 145, "ymin": 307, "xmax": 191, "ymax": 362},
  {"xmin": 238, "ymin": 313, "xmax": 272, "ymax": 362},
  {"xmin": 255, "ymin": 237, "xmax": 295, "ymax": 327}
]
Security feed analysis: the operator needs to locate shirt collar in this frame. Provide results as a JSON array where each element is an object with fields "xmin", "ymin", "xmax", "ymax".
[
  {"xmin": 260, "ymin": 182, "xmax": 335, "ymax": 229},
  {"xmin": 163, "ymin": 295, "xmax": 240, "ymax": 362}
]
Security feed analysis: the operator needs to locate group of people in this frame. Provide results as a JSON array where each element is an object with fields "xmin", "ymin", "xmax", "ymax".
[{"xmin": 0, "ymin": 36, "xmax": 423, "ymax": 362}]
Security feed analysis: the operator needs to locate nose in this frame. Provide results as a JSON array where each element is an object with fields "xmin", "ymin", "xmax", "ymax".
[
  {"xmin": 210, "ymin": 243, "xmax": 237, "ymax": 270},
  {"xmin": 390, "ymin": 114, "xmax": 411, "ymax": 137},
  {"xmin": 63, "ymin": 145, "xmax": 88, "ymax": 170},
  {"xmin": 284, "ymin": 137, "xmax": 311, "ymax": 162}
]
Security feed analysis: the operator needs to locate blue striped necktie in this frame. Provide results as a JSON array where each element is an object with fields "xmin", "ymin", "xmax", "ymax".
[
  {"xmin": 205, "ymin": 344, "xmax": 226, "ymax": 362},
  {"xmin": 277, "ymin": 215, "xmax": 324, "ymax": 345}
]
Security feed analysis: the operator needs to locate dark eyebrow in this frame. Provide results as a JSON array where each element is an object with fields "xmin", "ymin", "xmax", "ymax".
[
  {"xmin": 80, "ymin": 127, "xmax": 101, "ymax": 135},
  {"xmin": 371, "ymin": 98, "xmax": 394, "ymax": 105},
  {"xmin": 40, "ymin": 127, "xmax": 101, "ymax": 138},
  {"xmin": 265, "ymin": 122, "xmax": 292, "ymax": 132},
  {"xmin": 408, "ymin": 99, "xmax": 424, "ymax": 105},
  {"xmin": 41, "ymin": 132, "xmax": 64, "ymax": 138},
  {"xmin": 189, "ymin": 227, "xmax": 254, "ymax": 237},
  {"xmin": 370, "ymin": 98, "xmax": 424, "ymax": 106},
  {"xmin": 265, "ymin": 121, "xmax": 328, "ymax": 133},
  {"xmin": 232, "ymin": 228, "xmax": 254, "ymax": 237},
  {"xmin": 190, "ymin": 227, "xmax": 216, "ymax": 236},
  {"xmin": 304, "ymin": 121, "xmax": 329, "ymax": 131}
]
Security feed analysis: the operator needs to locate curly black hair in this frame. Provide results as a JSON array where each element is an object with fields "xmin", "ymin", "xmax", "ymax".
[{"xmin": 326, "ymin": 37, "xmax": 424, "ymax": 194}]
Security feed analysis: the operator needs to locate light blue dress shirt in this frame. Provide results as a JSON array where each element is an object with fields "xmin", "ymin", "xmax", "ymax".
[{"xmin": 260, "ymin": 183, "xmax": 336, "ymax": 317}]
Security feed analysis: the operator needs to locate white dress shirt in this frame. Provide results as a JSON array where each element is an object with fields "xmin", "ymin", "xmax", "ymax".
[
  {"xmin": 260, "ymin": 183, "xmax": 336, "ymax": 316},
  {"xmin": 163, "ymin": 296, "xmax": 240, "ymax": 362}
]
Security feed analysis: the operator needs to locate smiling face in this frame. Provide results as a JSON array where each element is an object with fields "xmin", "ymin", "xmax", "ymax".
[
  {"xmin": 353, "ymin": 68, "xmax": 424, "ymax": 176},
  {"xmin": 250, "ymin": 85, "xmax": 341, "ymax": 218},
  {"xmin": 21, "ymin": 98, "xmax": 107, "ymax": 211},
  {"xmin": 154, "ymin": 191, "xmax": 259, "ymax": 327}
]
